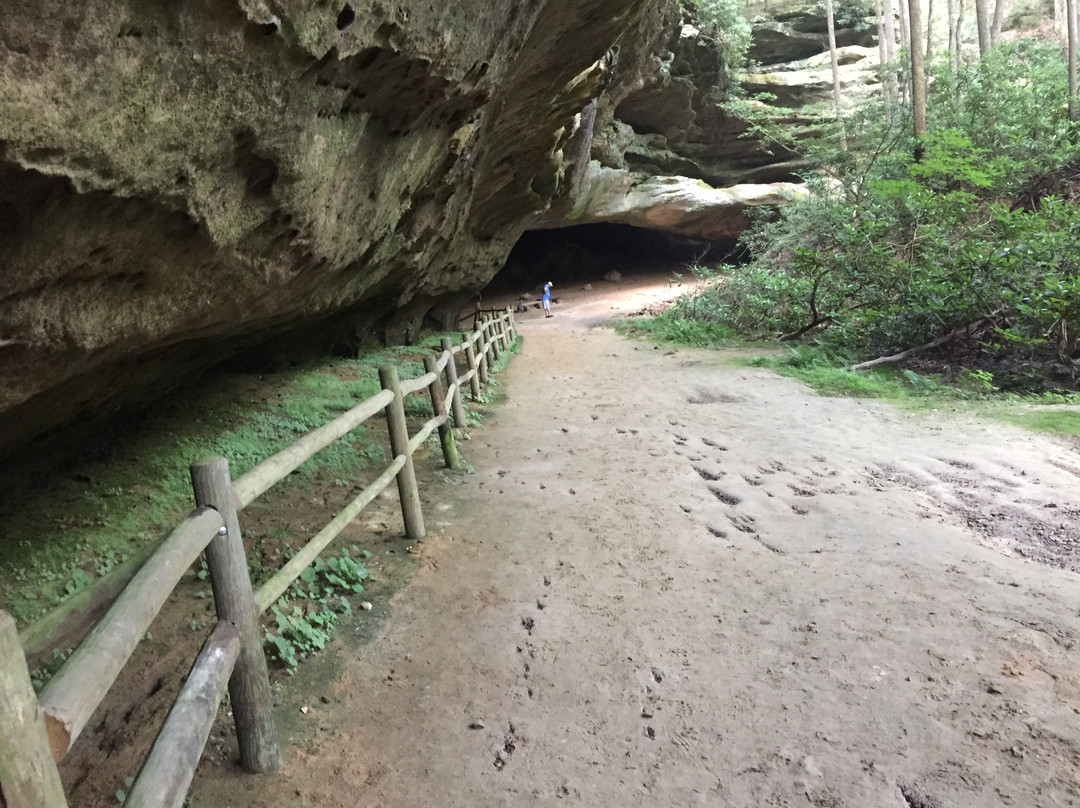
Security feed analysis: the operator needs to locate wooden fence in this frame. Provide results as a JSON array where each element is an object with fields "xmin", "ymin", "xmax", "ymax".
[{"xmin": 0, "ymin": 307, "xmax": 519, "ymax": 808}]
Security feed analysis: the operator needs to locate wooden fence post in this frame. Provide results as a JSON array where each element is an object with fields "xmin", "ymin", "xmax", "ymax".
[
  {"xmin": 441, "ymin": 337, "xmax": 467, "ymax": 428},
  {"xmin": 475, "ymin": 323, "xmax": 490, "ymax": 386},
  {"xmin": 423, "ymin": 355, "xmax": 460, "ymax": 469},
  {"xmin": 189, "ymin": 458, "xmax": 280, "ymax": 774},
  {"xmin": 0, "ymin": 612, "xmax": 68, "ymax": 808},
  {"xmin": 487, "ymin": 314, "xmax": 502, "ymax": 363},
  {"xmin": 462, "ymin": 332, "xmax": 482, "ymax": 398},
  {"xmin": 492, "ymin": 312, "xmax": 505, "ymax": 352},
  {"xmin": 505, "ymin": 306, "xmax": 517, "ymax": 342},
  {"xmin": 378, "ymin": 366, "xmax": 426, "ymax": 540}
]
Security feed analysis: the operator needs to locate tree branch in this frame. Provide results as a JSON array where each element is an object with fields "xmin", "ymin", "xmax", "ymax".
[{"xmin": 844, "ymin": 311, "xmax": 1001, "ymax": 371}]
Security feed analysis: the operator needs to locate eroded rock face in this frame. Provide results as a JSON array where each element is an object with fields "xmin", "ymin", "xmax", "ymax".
[
  {"xmin": 0, "ymin": 0, "xmax": 669, "ymax": 456},
  {"xmin": 600, "ymin": 23, "xmax": 793, "ymax": 188},
  {"xmin": 740, "ymin": 46, "xmax": 880, "ymax": 108},
  {"xmin": 565, "ymin": 164, "xmax": 806, "ymax": 241},
  {"xmin": 591, "ymin": 0, "xmax": 878, "ymax": 187}
]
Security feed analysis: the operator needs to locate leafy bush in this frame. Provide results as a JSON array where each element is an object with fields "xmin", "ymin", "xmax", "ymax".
[
  {"xmin": 263, "ymin": 548, "xmax": 370, "ymax": 673},
  {"xmin": 685, "ymin": 0, "xmax": 753, "ymax": 68},
  {"xmin": 658, "ymin": 40, "xmax": 1080, "ymax": 389}
]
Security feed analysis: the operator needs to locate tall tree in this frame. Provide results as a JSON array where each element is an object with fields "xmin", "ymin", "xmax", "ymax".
[
  {"xmin": 954, "ymin": 0, "xmax": 964, "ymax": 78},
  {"xmin": 899, "ymin": 0, "xmax": 912, "ymax": 54},
  {"xmin": 899, "ymin": 0, "xmax": 911, "ymax": 104},
  {"xmin": 946, "ymin": 0, "xmax": 958, "ymax": 67},
  {"xmin": 826, "ymin": 0, "xmax": 848, "ymax": 149},
  {"xmin": 1069, "ymin": 0, "xmax": 1078, "ymax": 120},
  {"xmin": 882, "ymin": 0, "xmax": 899, "ymax": 105},
  {"xmin": 974, "ymin": 0, "xmax": 991, "ymax": 54},
  {"xmin": 926, "ymin": 0, "xmax": 935, "ymax": 61},
  {"xmin": 991, "ymin": 0, "xmax": 1006, "ymax": 45},
  {"xmin": 909, "ymin": 0, "xmax": 928, "ymax": 137}
]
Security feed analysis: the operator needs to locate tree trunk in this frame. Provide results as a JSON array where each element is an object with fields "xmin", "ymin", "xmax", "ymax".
[
  {"xmin": 947, "ymin": 0, "xmax": 958, "ymax": 81},
  {"xmin": 878, "ymin": 0, "xmax": 889, "ymax": 91},
  {"xmin": 926, "ymin": 0, "xmax": 935, "ymax": 61},
  {"xmin": 910, "ymin": 0, "xmax": 928, "ymax": 137},
  {"xmin": 899, "ymin": 0, "xmax": 911, "ymax": 104},
  {"xmin": 991, "ymin": 0, "xmax": 1005, "ymax": 44},
  {"xmin": 955, "ymin": 0, "xmax": 964, "ymax": 82},
  {"xmin": 974, "ymin": 0, "xmax": 991, "ymax": 54},
  {"xmin": 826, "ymin": 0, "xmax": 848, "ymax": 149},
  {"xmin": 883, "ymin": 0, "xmax": 899, "ymax": 105},
  {"xmin": 1069, "ymin": 0, "xmax": 1078, "ymax": 120}
]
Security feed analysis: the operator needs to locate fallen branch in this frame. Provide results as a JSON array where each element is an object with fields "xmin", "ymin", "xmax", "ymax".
[
  {"xmin": 845, "ymin": 312, "xmax": 999, "ymax": 372},
  {"xmin": 779, "ymin": 316, "xmax": 831, "ymax": 342}
]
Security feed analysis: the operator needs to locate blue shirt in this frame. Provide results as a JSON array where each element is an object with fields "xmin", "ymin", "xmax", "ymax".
[{"xmin": 542, "ymin": 284, "xmax": 551, "ymax": 301}]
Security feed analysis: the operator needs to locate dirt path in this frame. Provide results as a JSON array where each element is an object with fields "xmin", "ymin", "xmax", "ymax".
[{"xmin": 192, "ymin": 274, "xmax": 1080, "ymax": 807}]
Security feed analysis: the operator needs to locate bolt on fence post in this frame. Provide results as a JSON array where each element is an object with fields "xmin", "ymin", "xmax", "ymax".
[
  {"xmin": 441, "ymin": 337, "xmax": 467, "ymax": 428},
  {"xmin": 189, "ymin": 457, "xmax": 280, "ymax": 774},
  {"xmin": 378, "ymin": 366, "xmax": 426, "ymax": 540},
  {"xmin": 462, "ymin": 332, "xmax": 482, "ymax": 398},
  {"xmin": 0, "ymin": 611, "xmax": 68, "ymax": 808},
  {"xmin": 424, "ymin": 355, "xmax": 460, "ymax": 469}
]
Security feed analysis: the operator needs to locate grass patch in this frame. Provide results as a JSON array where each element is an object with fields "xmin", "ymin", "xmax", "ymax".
[
  {"xmin": 613, "ymin": 315, "xmax": 739, "ymax": 347},
  {"xmin": 976, "ymin": 404, "xmax": 1080, "ymax": 437},
  {"xmin": 0, "ymin": 330, "xmax": 471, "ymax": 626},
  {"xmin": 746, "ymin": 346, "xmax": 1080, "ymax": 437},
  {"xmin": 620, "ymin": 314, "xmax": 1080, "ymax": 441}
]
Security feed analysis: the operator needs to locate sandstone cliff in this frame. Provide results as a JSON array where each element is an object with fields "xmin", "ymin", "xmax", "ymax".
[{"xmin": 0, "ymin": 0, "xmax": 676, "ymax": 456}]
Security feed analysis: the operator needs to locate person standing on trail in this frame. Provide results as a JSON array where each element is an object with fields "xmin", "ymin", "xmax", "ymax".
[{"xmin": 542, "ymin": 281, "xmax": 553, "ymax": 318}]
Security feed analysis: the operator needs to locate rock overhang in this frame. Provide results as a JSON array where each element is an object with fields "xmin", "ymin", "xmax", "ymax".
[{"xmin": 0, "ymin": 0, "xmax": 673, "ymax": 458}]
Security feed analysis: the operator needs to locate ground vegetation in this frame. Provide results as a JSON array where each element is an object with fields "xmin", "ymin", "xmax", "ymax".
[{"xmin": 647, "ymin": 39, "xmax": 1080, "ymax": 396}]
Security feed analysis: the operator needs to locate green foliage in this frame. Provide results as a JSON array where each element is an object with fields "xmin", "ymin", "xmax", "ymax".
[
  {"xmin": 0, "ymin": 328, "xmax": 472, "ymax": 626},
  {"xmin": 929, "ymin": 41, "xmax": 1078, "ymax": 189},
  {"xmin": 658, "ymin": 40, "xmax": 1080, "ymax": 394},
  {"xmin": 263, "ymin": 548, "xmax": 371, "ymax": 674},
  {"xmin": 30, "ymin": 647, "xmax": 72, "ymax": 692},
  {"xmin": 684, "ymin": 0, "xmax": 753, "ymax": 68},
  {"xmin": 827, "ymin": 0, "xmax": 876, "ymax": 29}
]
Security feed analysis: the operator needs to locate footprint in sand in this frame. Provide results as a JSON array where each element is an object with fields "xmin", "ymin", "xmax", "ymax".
[
  {"xmin": 710, "ymin": 487, "xmax": 741, "ymax": 506},
  {"xmin": 694, "ymin": 466, "xmax": 724, "ymax": 481}
]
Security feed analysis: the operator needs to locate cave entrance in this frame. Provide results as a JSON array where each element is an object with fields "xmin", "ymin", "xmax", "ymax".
[{"xmin": 485, "ymin": 223, "xmax": 744, "ymax": 295}]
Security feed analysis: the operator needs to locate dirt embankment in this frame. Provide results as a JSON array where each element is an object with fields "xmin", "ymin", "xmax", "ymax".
[{"xmin": 79, "ymin": 273, "xmax": 1080, "ymax": 807}]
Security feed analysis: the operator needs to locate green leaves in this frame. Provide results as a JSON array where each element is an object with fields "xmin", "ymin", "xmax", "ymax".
[
  {"xmin": 685, "ymin": 0, "xmax": 753, "ymax": 68},
  {"xmin": 263, "ymin": 548, "xmax": 370, "ymax": 673},
  {"xmin": 908, "ymin": 129, "xmax": 999, "ymax": 189}
]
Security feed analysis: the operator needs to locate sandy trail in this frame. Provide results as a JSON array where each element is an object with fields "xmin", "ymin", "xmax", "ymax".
[{"xmin": 193, "ymin": 274, "xmax": 1080, "ymax": 807}]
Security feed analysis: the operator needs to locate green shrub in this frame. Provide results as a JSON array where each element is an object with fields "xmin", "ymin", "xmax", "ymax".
[
  {"xmin": 263, "ymin": 548, "xmax": 371, "ymax": 674},
  {"xmin": 654, "ymin": 41, "xmax": 1080, "ymax": 389}
]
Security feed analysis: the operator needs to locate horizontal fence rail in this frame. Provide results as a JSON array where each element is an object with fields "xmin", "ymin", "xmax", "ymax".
[
  {"xmin": 39, "ymin": 507, "xmax": 225, "ymax": 760},
  {"xmin": 2, "ymin": 307, "xmax": 519, "ymax": 808}
]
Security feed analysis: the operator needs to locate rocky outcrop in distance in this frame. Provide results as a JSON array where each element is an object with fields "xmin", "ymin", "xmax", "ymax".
[
  {"xmin": 562, "ymin": 164, "xmax": 806, "ymax": 241},
  {"xmin": 546, "ymin": 1, "xmax": 876, "ymax": 264}
]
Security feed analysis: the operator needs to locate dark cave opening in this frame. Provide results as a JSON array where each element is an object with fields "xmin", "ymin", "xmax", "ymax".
[{"xmin": 485, "ymin": 223, "xmax": 744, "ymax": 294}]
